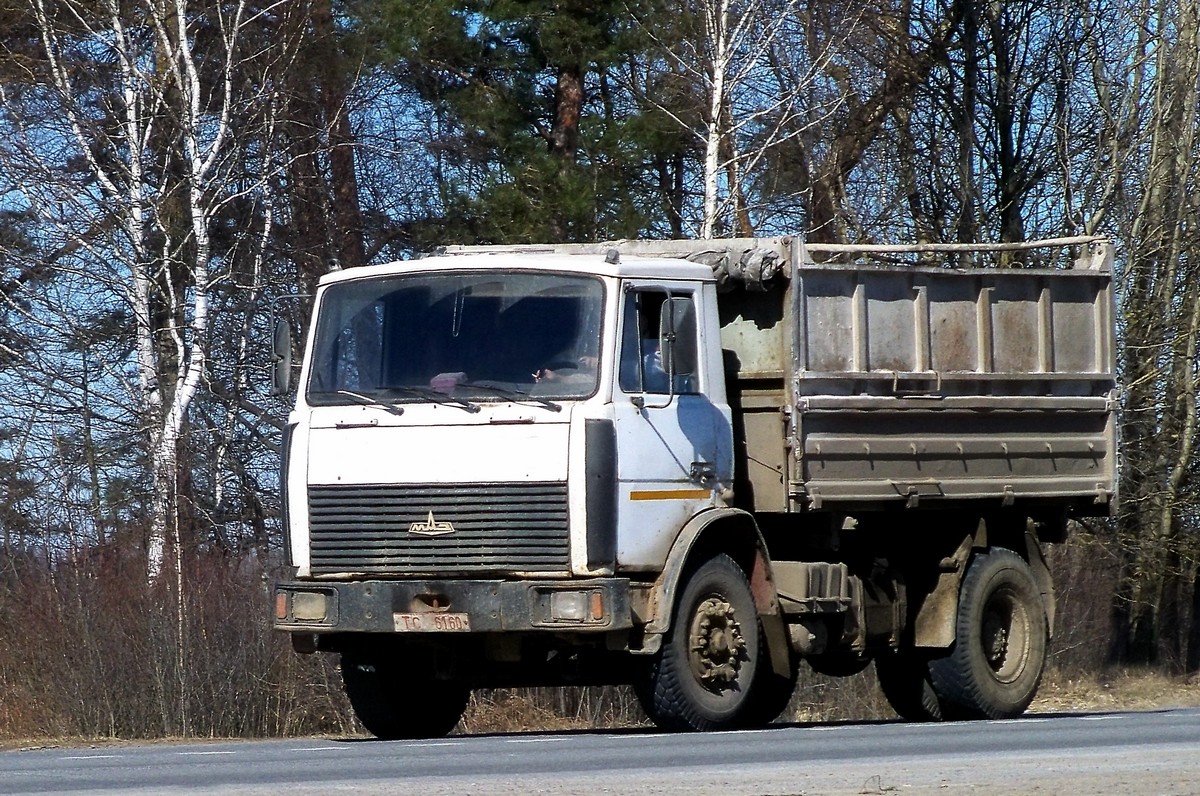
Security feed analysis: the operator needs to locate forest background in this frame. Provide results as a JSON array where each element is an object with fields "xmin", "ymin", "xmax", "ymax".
[{"xmin": 1, "ymin": 0, "xmax": 1198, "ymax": 739}]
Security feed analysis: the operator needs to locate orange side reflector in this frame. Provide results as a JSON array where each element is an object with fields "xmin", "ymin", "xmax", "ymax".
[{"xmin": 274, "ymin": 591, "xmax": 289, "ymax": 621}]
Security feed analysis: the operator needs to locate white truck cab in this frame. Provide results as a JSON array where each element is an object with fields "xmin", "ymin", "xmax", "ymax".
[{"xmin": 283, "ymin": 250, "xmax": 731, "ymax": 575}]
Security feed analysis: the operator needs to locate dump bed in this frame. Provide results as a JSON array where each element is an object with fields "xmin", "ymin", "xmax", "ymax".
[{"xmin": 705, "ymin": 236, "xmax": 1117, "ymax": 516}]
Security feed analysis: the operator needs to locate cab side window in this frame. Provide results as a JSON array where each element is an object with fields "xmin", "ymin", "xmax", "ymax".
[{"xmin": 619, "ymin": 290, "xmax": 698, "ymax": 395}]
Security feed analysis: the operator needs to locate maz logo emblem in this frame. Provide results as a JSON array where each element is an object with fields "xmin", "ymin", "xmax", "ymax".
[{"xmin": 409, "ymin": 511, "xmax": 456, "ymax": 536}]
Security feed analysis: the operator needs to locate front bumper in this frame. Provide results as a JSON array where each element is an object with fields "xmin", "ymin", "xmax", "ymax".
[{"xmin": 274, "ymin": 578, "xmax": 632, "ymax": 635}]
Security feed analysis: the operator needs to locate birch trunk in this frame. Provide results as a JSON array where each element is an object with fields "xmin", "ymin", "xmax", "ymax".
[{"xmin": 700, "ymin": 0, "xmax": 729, "ymax": 239}]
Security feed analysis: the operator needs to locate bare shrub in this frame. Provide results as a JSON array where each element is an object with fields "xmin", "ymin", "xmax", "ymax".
[
  {"xmin": 786, "ymin": 667, "xmax": 893, "ymax": 723},
  {"xmin": 0, "ymin": 541, "xmax": 351, "ymax": 741},
  {"xmin": 1044, "ymin": 531, "xmax": 1122, "ymax": 676}
]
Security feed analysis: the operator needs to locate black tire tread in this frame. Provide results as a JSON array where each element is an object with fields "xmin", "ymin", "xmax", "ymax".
[
  {"xmin": 927, "ymin": 548, "xmax": 1048, "ymax": 720},
  {"xmin": 743, "ymin": 649, "xmax": 800, "ymax": 725},
  {"xmin": 342, "ymin": 657, "xmax": 469, "ymax": 739}
]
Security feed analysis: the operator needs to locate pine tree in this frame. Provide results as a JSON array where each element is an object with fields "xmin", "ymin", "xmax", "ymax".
[{"xmin": 360, "ymin": 0, "xmax": 655, "ymax": 244}]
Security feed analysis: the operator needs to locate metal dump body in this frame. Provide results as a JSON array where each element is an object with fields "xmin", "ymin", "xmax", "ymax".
[{"xmin": 790, "ymin": 247, "xmax": 1116, "ymax": 514}]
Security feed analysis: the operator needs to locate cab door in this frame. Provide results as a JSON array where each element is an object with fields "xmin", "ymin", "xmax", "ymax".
[{"xmin": 612, "ymin": 284, "xmax": 733, "ymax": 569}]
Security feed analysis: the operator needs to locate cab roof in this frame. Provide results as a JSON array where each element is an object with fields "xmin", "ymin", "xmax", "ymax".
[{"xmin": 316, "ymin": 250, "xmax": 716, "ymax": 286}]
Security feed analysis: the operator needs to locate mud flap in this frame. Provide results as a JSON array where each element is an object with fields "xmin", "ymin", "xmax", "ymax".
[
  {"xmin": 1023, "ymin": 528, "xmax": 1056, "ymax": 638},
  {"xmin": 914, "ymin": 533, "xmax": 974, "ymax": 649},
  {"xmin": 747, "ymin": 546, "xmax": 792, "ymax": 678}
]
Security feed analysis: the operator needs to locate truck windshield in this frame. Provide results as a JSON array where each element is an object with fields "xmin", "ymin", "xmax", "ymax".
[{"xmin": 307, "ymin": 271, "xmax": 604, "ymax": 404}]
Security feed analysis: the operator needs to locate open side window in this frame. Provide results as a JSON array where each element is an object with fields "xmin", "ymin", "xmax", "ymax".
[{"xmin": 618, "ymin": 289, "xmax": 698, "ymax": 396}]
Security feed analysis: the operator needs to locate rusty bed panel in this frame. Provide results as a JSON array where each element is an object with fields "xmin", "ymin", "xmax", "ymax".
[{"xmin": 788, "ymin": 255, "xmax": 1116, "ymax": 514}]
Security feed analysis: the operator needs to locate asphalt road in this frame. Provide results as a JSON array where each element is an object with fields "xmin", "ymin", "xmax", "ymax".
[{"xmin": 3, "ymin": 708, "xmax": 1199, "ymax": 795}]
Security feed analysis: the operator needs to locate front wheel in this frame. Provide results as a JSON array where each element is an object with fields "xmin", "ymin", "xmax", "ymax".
[
  {"xmin": 928, "ymin": 548, "xmax": 1048, "ymax": 719},
  {"xmin": 636, "ymin": 554, "xmax": 768, "ymax": 731},
  {"xmin": 341, "ymin": 656, "xmax": 470, "ymax": 739}
]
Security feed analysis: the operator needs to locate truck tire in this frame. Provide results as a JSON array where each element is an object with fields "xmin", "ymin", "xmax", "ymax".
[
  {"xmin": 743, "ymin": 652, "xmax": 799, "ymax": 725},
  {"xmin": 341, "ymin": 656, "xmax": 469, "ymax": 739},
  {"xmin": 875, "ymin": 651, "xmax": 944, "ymax": 722},
  {"xmin": 928, "ymin": 548, "xmax": 1048, "ymax": 720},
  {"xmin": 636, "ymin": 554, "xmax": 766, "ymax": 731}
]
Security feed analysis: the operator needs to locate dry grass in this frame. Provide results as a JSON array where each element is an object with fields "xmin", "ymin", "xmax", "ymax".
[
  {"xmin": 459, "ymin": 686, "xmax": 650, "ymax": 734},
  {"xmin": 1031, "ymin": 669, "xmax": 1200, "ymax": 714},
  {"xmin": 460, "ymin": 692, "xmax": 602, "ymax": 734}
]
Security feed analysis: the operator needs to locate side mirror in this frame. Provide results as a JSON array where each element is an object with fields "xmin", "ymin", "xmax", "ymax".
[
  {"xmin": 270, "ymin": 318, "xmax": 292, "ymax": 396},
  {"xmin": 658, "ymin": 297, "xmax": 697, "ymax": 379}
]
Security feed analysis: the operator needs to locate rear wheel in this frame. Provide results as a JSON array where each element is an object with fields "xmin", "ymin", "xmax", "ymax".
[
  {"xmin": 928, "ymin": 548, "xmax": 1048, "ymax": 719},
  {"xmin": 341, "ymin": 655, "xmax": 469, "ymax": 739},
  {"xmin": 636, "ymin": 554, "xmax": 767, "ymax": 731}
]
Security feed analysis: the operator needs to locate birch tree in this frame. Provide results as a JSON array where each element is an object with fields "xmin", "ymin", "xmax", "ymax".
[
  {"xmin": 9, "ymin": 0, "xmax": 288, "ymax": 581},
  {"xmin": 629, "ymin": 0, "xmax": 837, "ymax": 238}
]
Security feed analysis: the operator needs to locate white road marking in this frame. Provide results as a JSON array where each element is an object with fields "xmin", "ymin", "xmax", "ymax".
[
  {"xmin": 401, "ymin": 741, "xmax": 465, "ymax": 748},
  {"xmin": 61, "ymin": 755, "xmax": 121, "ymax": 760},
  {"xmin": 177, "ymin": 750, "xmax": 237, "ymax": 756}
]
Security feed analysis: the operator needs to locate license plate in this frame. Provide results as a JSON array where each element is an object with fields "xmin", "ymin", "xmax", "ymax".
[{"xmin": 393, "ymin": 612, "xmax": 471, "ymax": 632}]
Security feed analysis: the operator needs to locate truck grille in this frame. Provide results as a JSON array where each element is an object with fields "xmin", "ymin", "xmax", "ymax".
[{"xmin": 307, "ymin": 482, "xmax": 570, "ymax": 575}]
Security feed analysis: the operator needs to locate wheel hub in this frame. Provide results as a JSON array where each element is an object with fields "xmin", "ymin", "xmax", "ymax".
[
  {"xmin": 980, "ymin": 587, "xmax": 1030, "ymax": 683},
  {"xmin": 984, "ymin": 615, "xmax": 1009, "ymax": 666},
  {"xmin": 688, "ymin": 597, "xmax": 747, "ymax": 689}
]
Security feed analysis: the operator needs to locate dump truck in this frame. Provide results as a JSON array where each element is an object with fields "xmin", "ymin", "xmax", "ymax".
[{"xmin": 272, "ymin": 235, "xmax": 1117, "ymax": 736}]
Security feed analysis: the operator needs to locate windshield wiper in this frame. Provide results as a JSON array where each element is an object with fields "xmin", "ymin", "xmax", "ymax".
[
  {"xmin": 382, "ymin": 385, "xmax": 481, "ymax": 413},
  {"xmin": 461, "ymin": 381, "xmax": 562, "ymax": 413},
  {"xmin": 334, "ymin": 389, "xmax": 405, "ymax": 416}
]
